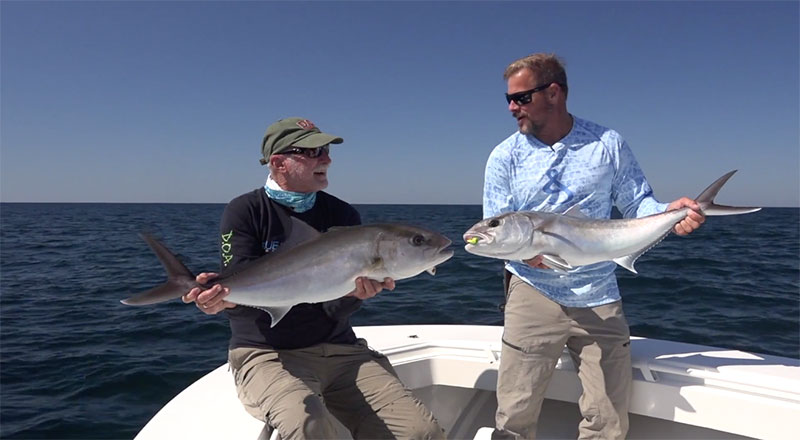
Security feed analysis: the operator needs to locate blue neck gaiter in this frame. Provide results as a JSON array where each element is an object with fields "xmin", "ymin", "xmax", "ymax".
[{"xmin": 264, "ymin": 175, "xmax": 317, "ymax": 213}]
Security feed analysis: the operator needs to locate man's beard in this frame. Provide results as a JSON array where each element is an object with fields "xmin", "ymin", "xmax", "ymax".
[{"xmin": 517, "ymin": 102, "xmax": 553, "ymax": 135}]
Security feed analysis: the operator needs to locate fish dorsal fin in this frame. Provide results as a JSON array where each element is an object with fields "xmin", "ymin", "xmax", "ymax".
[
  {"xmin": 278, "ymin": 217, "xmax": 321, "ymax": 252},
  {"xmin": 541, "ymin": 254, "xmax": 573, "ymax": 273},
  {"xmin": 268, "ymin": 200, "xmax": 321, "ymax": 254},
  {"xmin": 533, "ymin": 215, "xmax": 558, "ymax": 231},
  {"xmin": 562, "ymin": 205, "xmax": 588, "ymax": 219},
  {"xmin": 612, "ymin": 229, "xmax": 672, "ymax": 274}
]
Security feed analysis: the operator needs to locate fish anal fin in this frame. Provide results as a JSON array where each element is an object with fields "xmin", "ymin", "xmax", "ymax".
[
  {"xmin": 541, "ymin": 254, "xmax": 573, "ymax": 273},
  {"xmin": 612, "ymin": 255, "xmax": 639, "ymax": 274},
  {"xmin": 612, "ymin": 230, "xmax": 672, "ymax": 274},
  {"xmin": 261, "ymin": 306, "xmax": 293, "ymax": 328},
  {"xmin": 238, "ymin": 303, "xmax": 294, "ymax": 328}
]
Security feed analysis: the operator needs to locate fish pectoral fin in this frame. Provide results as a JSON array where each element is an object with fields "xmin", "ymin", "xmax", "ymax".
[
  {"xmin": 259, "ymin": 306, "xmax": 293, "ymax": 328},
  {"xmin": 426, "ymin": 267, "xmax": 436, "ymax": 276},
  {"xmin": 541, "ymin": 254, "xmax": 573, "ymax": 273},
  {"xmin": 612, "ymin": 230, "xmax": 672, "ymax": 274},
  {"xmin": 369, "ymin": 256, "xmax": 384, "ymax": 270}
]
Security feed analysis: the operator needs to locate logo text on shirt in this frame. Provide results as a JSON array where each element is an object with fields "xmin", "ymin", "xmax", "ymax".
[
  {"xmin": 221, "ymin": 231, "xmax": 233, "ymax": 267},
  {"xmin": 543, "ymin": 168, "xmax": 574, "ymax": 205},
  {"xmin": 264, "ymin": 240, "xmax": 280, "ymax": 253}
]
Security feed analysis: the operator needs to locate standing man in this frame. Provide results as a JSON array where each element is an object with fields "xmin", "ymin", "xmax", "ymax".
[
  {"xmin": 182, "ymin": 117, "xmax": 445, "ymax": 439},
  {"xmin": 483, "ymin": 54, "xmax": 705, "ymax": 439}
]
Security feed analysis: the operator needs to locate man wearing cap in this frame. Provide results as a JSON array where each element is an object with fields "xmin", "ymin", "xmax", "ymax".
[{"xmin": 181, "ymin": 118, "xmax": 445, "ymax": 439}]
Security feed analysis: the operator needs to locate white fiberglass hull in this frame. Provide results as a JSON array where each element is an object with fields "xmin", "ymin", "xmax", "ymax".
[{"xmin": 134, "ymin": 325, "xmax": 800, "ymax": 440}]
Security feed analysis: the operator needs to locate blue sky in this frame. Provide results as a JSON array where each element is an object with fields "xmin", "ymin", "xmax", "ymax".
[{"xmin": 2, "ymin": 1, "xmax": 798, "ymax": 207}]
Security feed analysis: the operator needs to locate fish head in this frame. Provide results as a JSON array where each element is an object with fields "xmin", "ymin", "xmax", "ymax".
[
  {"xmin": 463, "ymin": 212, "xmax": 537, "ymax": 260},
  {"xmin": 373, "ymin": 225, "xmax": 454, "ymax": 280}
]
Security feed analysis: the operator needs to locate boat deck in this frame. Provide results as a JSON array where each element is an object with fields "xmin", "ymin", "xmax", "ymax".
[{"xmin": 134, "ymin": 325, "xmax": 800, "ymax": 439}]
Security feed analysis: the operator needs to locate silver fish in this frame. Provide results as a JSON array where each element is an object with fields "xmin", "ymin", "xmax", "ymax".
[
  {"xmin": 463, "ymin": 170, "xmax": 760, "ymax": 273},
  {"xmin": 122, "ymin": 218, "xmax": 454, "ymax": 327}
]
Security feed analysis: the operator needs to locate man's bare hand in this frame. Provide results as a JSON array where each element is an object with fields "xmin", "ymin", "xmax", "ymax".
[
  {"xmin": 347, "ymin": 277, "xmax": 395, "ymax": 300},
  {"xmin": 181, "ymin": 272, "xmax": 236, "ymax": 315},
  {"xmin": 667, "ymin": 197, "xmax": 705, "ymax": 236},
  {"xmin": 524, "ymin": 255, "xmax": 548, "ymax": 269}
]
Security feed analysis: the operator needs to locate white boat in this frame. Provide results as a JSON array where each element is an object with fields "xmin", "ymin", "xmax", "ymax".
[{"xmin": 134, "ymin": 325, "xmax": 800, "ymax": 439}]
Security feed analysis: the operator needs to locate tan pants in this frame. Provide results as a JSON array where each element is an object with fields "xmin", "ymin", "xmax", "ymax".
[
  {"xmin": 494, "ymin": 275, "xmax": 631, "ymax": 440},
  {"xmin": 229, "ymin": 340, "xmax": 445, "ymax": 440}
]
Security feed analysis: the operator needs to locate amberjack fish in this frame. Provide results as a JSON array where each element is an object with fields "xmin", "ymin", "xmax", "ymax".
[
  {"xmin": 122, "ymin": 218, "xmax": 454, "ymax": 327},
  {"xmin": 463, "ymin": 170, "xmax": 760, "ymax": 273}
]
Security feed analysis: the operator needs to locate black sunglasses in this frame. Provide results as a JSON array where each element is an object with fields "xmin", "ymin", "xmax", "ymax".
[
  {"xmin": 277, "ymin": 145, "xmax": 330, "ymax": 159},
  {"xmin": 505, "ymin": 83, "xmax": 554, "ymax": 105}
]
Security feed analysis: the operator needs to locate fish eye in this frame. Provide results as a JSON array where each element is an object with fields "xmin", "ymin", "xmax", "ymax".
[
  {"xmin": 411, "ymin": 234, "xmax": 425, "ymax": 246},
  {"xmin": 488, "ymin": 219, "xmax": 500, "ymax": 227}
]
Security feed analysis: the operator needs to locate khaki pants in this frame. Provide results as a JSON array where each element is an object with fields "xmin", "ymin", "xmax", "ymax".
[
  {"xmin": 229, "ymin": 340, "xmax": 445, "ymax": 440},
  {"xmin": 494, "ymin": 275, "xmax": 631, "ymax": 440}
]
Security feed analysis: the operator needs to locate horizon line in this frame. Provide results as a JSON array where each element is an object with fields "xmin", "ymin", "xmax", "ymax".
[{"xmin": 1, "ymin": 201, "xmax": 798, "ymax": 209}]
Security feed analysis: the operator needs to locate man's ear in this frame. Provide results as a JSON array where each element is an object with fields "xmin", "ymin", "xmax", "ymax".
[
  {"xmin": 269, "ymin": 155, "xmax": 286, "ymax": 171},
  {"xmin": 547, "ymin": 83, "xmax": 560, "ymax": 101}
]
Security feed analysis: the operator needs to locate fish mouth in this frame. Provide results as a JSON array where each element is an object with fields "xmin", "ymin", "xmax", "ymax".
[
  {"xmin": 462, "ymin": 232, "xmax": 491, "ymax": 246},
  {"xmin": 436, "ymin": 243, "xmax": 455, "ymax": 261},
  {"xmin": 426, "ymin": 247, "xmax": 454, "ymax": 275}
]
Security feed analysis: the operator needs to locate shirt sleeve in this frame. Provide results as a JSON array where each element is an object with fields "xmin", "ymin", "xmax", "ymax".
[
  {"xmin": 218, "ymin": 198, "xmax": 264, "ymax": 274},
  {"xmin": 218, "ymin": 197, "xmax": 267, "ymax": 315},
  {"xmin": 612, "ymin": 141, "xmax": 669, "ymax": 218},
  {"xmin": 483, "ymin": 147, "xmax": 515, "ymax": 218}
]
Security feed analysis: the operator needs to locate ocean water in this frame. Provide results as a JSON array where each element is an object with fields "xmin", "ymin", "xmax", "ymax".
[{"xmin": 0, "ymin": 203, "xmax": 798, "ymax": 439}]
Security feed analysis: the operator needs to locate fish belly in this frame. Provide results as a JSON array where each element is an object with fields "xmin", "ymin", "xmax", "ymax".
[
  {"xmin": 550, "ymin": 213, "xmax": 683, "ymax": 267},
  {"xmin": 226, "ymin": 263, "xmax": 362, "ymax": 308}
]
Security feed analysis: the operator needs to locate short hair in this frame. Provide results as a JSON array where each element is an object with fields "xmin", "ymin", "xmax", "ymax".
[{"xmin": 504, "ymin": 53, "xmax": 569, "ymax": 98}]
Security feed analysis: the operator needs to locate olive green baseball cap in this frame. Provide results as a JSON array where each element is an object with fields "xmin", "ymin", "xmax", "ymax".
[{"xmin": 259, "ymin": 117, "xmax": 343, "ymax": 165}]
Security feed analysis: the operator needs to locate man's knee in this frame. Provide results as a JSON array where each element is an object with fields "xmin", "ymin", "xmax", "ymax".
[
  {"xmin": 400, "ymin": 417, "xmax": 446, "ymax": 440},
  {"xmin": 269, "ymin": 391, "xmax": 345, "ymax": 439},
  {"xmin": 388, "ymin": 400, "xmax": 446, "ymax": 440},
  {"xmin": 421, "ymin": 420, "xmax": 447, "ymax": 440}
]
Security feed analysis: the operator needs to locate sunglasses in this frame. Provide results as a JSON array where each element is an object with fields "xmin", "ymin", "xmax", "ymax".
[
  {"xmin": 278, "ymin": 145, "xmax": 330, "ymax": 159},
  {"xmin": 505, "ymin": 83, "xmax": 554, "ymax": 105}
]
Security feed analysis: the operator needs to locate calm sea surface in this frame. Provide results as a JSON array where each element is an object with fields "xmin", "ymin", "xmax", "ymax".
[{"xmin": 1, "ymin": 203, "xmax": 798, "ymax": 439}]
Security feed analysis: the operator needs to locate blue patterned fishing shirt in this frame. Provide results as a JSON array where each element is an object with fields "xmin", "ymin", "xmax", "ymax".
[{"xmin": 483, "ymin": 116, "xmax": 669, "ymax": 307}]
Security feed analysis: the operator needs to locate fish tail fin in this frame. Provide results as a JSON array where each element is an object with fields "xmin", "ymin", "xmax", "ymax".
[
  {"xmin": 695, "ymin": 170, "xmax": 762, "ymax": 216},
  {"xmin": 120, "ymin": 234, "xmax": 198, "ymax": 305}
]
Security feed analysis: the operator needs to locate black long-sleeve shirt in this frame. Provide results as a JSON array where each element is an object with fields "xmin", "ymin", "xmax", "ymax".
[{"xmin": 219, "ymin": 188, "xmax": 362, "ymax": 349}]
